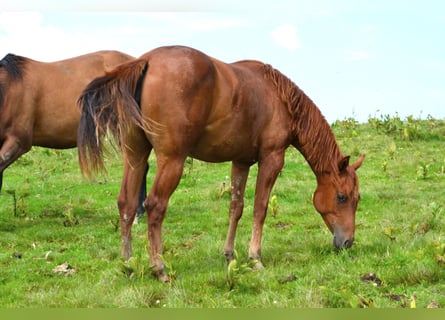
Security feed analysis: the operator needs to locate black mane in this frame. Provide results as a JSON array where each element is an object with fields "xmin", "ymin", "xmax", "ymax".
[
  {"xmin": 0, "ymin": 53, "xmax": 27, "ymax": 80},
  {"xmin": 0, "ymin": 53, "xmax": 28, "ymax": 109}
]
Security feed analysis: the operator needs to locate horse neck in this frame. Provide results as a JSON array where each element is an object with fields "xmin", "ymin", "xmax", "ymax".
[{"xmin": 262, "ymin": 65, "xmax": 343, "ymax": 175}]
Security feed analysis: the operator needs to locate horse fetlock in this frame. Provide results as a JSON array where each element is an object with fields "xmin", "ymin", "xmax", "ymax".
[
  {"xmin": 224, "ymin": 250, "xmax": 235, "ymax": 264},
  {"xmin": 0, "ymin": 152, "xmax": 11, "ymax": 163},
  {"xmin": 248, "ymin": 250, "xmax": 264, "ymax": 270},
  {"xmin": 150, "ymin": 264, "xmax": 169, "ymax": 282}
]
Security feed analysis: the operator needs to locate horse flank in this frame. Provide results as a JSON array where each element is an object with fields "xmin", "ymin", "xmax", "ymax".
[{"xmin": 263, "ymin": 64, "xmax": 343, "ymax": 174}]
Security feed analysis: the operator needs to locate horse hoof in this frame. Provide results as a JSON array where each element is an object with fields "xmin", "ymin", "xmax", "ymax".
[
  {"xmin": 158, "ymin": 273, "xmax": 170, "ymax": 283},
  {"xmin": 152, "ymin": 268, "xmax": 170, "ymax": 283},
  {"xmin": 251, "ymin": 259, "xmax": 264, "ymax": 270}
]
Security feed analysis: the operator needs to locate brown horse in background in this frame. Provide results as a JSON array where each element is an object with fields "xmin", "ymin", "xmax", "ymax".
[
  {"xmin": 0, "ymin": 51, "xmax": 147, "ymax": 214},
  {"xmin": 78, "ymin": 45, "xmax": 365, "ymax": 282}
]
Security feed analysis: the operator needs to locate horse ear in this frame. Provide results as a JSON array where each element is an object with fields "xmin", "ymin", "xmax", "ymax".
[
  {"xmin": 351, "ymin": 154, "xmax": 366, "ymax": 171},
  {"xmin": 338, "ymin": 156, "xmax": 350, "ymax": 173}
]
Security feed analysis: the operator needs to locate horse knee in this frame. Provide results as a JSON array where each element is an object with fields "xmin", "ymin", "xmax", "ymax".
[
  {"xmin": 145, "ymin": 195, "xmax": 167, "ymax": 225},
  {"xmin": 229, "ymin": 199, "xmax": 244, "ymax": 220},
  {"xmin": 117, "ymin": 195, "xmax": 137, "ymax": 226},
  {"xmin": 117, "ymin": 195, "xmax": 126, "ymax": 212}
]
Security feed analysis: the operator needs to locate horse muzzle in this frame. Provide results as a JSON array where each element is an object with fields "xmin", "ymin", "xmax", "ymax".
[{"xmin": 333, "ymin": 232, "xmax": 354, "ymax": 249}]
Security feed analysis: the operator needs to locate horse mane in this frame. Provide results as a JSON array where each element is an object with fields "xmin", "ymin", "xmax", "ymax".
[
  {"xmin": 0, "ymin": 53, "xmax": 28, "ymax": 109},
  {"xmin": 263, "ymin": 64, "xmax": 343, "ymax": 173},
  {"xmin": 0, "ymin": 54, "xmax": 27, "ymax": 80}
]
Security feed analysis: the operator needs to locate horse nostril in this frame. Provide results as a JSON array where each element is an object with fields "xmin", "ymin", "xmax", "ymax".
[{"xmin": 343, "ymin": 238, "xmax": 353, "ymax": 248}]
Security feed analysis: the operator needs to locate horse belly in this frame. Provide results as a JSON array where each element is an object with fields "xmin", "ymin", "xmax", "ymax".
[
  {"xmin": 189, "ymin": 130, "xmax": 257, "ymax": 164},
  {"xmin": 32, "ymin": 114, "xmax": 79, "ymax": 148}
]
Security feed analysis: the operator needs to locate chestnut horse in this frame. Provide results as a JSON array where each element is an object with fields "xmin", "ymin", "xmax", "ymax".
[
  {"xmin": 0, "ymin": 51, "xmax": 147, "ymax": 214},
  {"xmin": 78, "ymin": 45, "xmax": 365, "ymax": 281}
]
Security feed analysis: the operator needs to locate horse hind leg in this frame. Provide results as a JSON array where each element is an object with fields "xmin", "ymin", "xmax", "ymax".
[
  {"xmin": 223, "ymin": 162, "xmax": 249, "ymax": 263},
  {"xmin": 144, "ymin": 155, "xmax": 185, "ymax": 282},
  {"xmin": 117, "ymin": 130, "xmax": 151, "ymax": 260},
  {"xmin": 118, "ymin": 155, "xmax": 149, "ymax": 260}
]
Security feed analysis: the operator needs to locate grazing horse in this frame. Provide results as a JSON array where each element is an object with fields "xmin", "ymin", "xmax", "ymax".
[
  {"xmin": 78, "ymin": 45, "xmax": 365, "ymax": 281},
  {"xmin": 0, "ymin": 51, "xmax": 147, "ymax": 214}
]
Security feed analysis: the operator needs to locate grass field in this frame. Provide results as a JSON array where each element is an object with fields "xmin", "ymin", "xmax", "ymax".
[{"xmin": 0, "ymin": 113, "xmax": 444, "ymax": 307}]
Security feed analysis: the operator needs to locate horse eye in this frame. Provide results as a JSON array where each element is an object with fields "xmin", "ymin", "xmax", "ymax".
[{"xmin": 337, "ymin": 193, "xmax": 347, "ymax": 203}]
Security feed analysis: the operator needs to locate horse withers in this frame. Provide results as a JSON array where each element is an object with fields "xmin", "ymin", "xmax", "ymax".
[
  {"xmin": 0, "ymin": 51, "xmax": 147, "ymax": 213},
  {"xmin": 78, "ymin": 45, "xmax": 365, "ymax": 282}
]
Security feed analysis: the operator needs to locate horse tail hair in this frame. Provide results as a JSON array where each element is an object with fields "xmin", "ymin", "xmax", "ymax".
[{"xmin": 77, "ymin": 59, "xmax": 149, "ymax": 177}]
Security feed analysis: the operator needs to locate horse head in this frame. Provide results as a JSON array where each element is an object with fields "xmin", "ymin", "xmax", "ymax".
[{"xmin": 313, "ymin": 154, "xmax": 365, "ymax": 249}]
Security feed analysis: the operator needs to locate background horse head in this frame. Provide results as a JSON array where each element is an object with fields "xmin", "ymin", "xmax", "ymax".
[
  {"xmin": 77, "ymin": 45, "xmax": 365, "ymax": 281},
  {"xmin": 0, "ymin": 51, "xmax": 134, "ymax": 191}
]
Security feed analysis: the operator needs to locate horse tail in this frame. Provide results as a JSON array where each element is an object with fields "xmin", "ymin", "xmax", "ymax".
[{"xmin": 77, "ymin": 59, "xmax": 149, "ymax": 177}]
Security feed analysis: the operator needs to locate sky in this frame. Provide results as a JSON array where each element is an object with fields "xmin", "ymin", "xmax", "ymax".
[{"xmin": 1, "ymin": 0, "xmax": 444, "ymax": 123}]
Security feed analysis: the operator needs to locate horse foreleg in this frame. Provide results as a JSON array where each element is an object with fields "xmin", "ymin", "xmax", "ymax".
[
  {"xmin": 249, "ymin": 151, "xmax": 284, "ymax": 269},
  {"xmin": 0, "ymin": 135, "xmax": 30, "ymax": 191},
  {"xmin": 223, "ymin": 162, "xmax": 249, "ymax": 263},
  {"xmin": 145, "ymin": 156, "xmax": 185, "ymax": 282}
]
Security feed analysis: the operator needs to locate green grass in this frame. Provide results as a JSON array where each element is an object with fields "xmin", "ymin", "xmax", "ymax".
[{"xmin": 0, "ymin": 114, "xmax": 444, "ymax": 307}]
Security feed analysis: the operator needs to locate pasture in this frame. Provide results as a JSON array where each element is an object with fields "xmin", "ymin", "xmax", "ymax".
[{"xmin": 0, "ymin": 114, "xmax": 444, "ymax": 307}]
